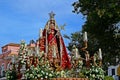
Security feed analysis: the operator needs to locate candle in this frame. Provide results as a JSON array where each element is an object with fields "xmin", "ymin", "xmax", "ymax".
[
  {"xmin": 39, "ymin": 28, "xmax": 43, "ymax": 38},
  {"xmin": 83, "ymin": 32, "xmax": 88, "ymax": 41},
  {"xmin": 53, "ymin": 46, "xmax": 56, "ymax": 57},
  {"xmin": 12, "ymin": 56, "xmax": 15, "ymax": 63},
  {"xmin": 36, "ymin": 45, "xmax": 40, "ymax": 56},
  {"xmin": 99, "ymin": 48, "xmax": 102, "ymax": 60},
  {"xmin": 75, "ymin": 48, "xmax": 78, "ymax": 58}
]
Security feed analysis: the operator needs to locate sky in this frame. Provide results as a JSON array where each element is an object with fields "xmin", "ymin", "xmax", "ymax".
[{"xmin": 0, "ymin": 0, "xmax": 85, "ymax": 53}]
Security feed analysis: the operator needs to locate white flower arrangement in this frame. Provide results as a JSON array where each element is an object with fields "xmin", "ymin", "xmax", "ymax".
[
  {"xmin": 83, "ymin": 66, "xmax": 105, "ymax": 80},
  {"xmin": 24, "ymin": 58, "xmax": 60, "ymax": 79},
  {"xmin": 6, "ymin": 41, "xmax": 106, "ymax": 80}
]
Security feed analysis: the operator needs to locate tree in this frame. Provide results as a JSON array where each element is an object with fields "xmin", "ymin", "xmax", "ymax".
[
  {"xmin": 64, "ymin": 31, "xmax": 84, "ymax": 57},
  {"xmin": 72, "ymin": 0, "xmax": 120, "ymax": 69},
  {"xmin": 64, "ymin": 31, "xmax": 83, "ymax": 51},
  {"xmin": 64, "ymin": 31, "xmax": 99, "ymax": 58}
]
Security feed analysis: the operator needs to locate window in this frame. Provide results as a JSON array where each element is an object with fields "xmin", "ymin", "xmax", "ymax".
[{"xmin": 112, "ymin": 69, "xmax": 115, "ymax": 75}]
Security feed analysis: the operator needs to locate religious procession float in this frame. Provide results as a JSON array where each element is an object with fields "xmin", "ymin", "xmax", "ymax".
[{"xmin": 6, "ymin": 12, "xmax": 104, "ymax": 80}]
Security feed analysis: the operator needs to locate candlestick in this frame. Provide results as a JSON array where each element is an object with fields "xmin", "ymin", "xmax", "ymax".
[
  {"xmin": 99, "ymin": 48, "xmax": 102, "ymax": 60},
  {"xmin": 83, "ymin": 32, "xmax": 88, "ymax": 42},
  {"xmin": 39, "ymin": 28, "xmax": 43, "ymax": 38}
]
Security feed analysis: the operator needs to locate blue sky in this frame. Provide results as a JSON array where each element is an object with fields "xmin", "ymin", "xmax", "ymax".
[{"xmin": 0, "ymin": 0, "xmax": 85, "ymax": 53}]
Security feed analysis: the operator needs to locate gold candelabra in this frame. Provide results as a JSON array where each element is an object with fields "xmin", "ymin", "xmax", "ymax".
[{"xmin": 80, "ymin": 32, "xmax": 102, "ymax": 67}]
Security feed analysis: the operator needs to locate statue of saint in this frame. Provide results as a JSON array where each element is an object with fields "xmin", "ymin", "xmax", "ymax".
[
  {"xmin": 39, "ymin": 12, "xmax": 71, "ymax": 69},
  {"xmin": 47, "ymin": 21, "xmax": 59, "ymax": 59}
]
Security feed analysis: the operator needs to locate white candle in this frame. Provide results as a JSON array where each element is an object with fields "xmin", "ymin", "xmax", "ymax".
[
  {"xmin": 75, "ymin": 48, "xmax": 78, "ymax": 58},
  {"xmin": 99, "ymin": 48, "xmax": 102, "ymax": 60},
  {"xmin": 39, "ymin": 28, "xmax": 43, "ymax": 38},
  {"xmin": 12, "ymin": 56, "xmax": 15, "ymax": 63},
  {"xmin": 53, "ymin": 46, "xmax": 56, "ymax": 57},
  {"xmin": 83, "ymin": 32, "xmax": 88, "ymax": 41}
]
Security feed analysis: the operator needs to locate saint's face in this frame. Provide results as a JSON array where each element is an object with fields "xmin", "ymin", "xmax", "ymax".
[{"xmin": 50, "ymin": 23, "xmax": 55, "ymax": 29}]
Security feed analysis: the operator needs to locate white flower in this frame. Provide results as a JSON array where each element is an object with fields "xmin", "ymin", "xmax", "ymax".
[
  {"xmin": 95, "ymin": 69, "xmax": 98, "ymax": 72},
  {"xmin": 92, "ymin": 74, "xmax": 95, "ymax": 78},
  {"xmin": 35, "ymin": 77, "xmax": 37, "ymax": 79},
  {"xmin": 56, "ymin": 71, "xmax": 60, "ymax": 75},
  {"xmin": 34, "ymin": 67, "xmax": 38, "ymax": 70},
  {"xmin": 37, "ymin": 74, "xmax": 40, "ymax": 77},
  {"xmin": 45, "ymin": 76, "xmax": 48, "ymax": 78},
  {"xmin": 41, "ymin": 70, "xmax": 45, "ymax": 75},
  {"xmin": 41, "ymin": 70, "xmax": 44, "ymax": 73},
  {"xmin": 46, "ymin": 72, "xmax": 48, "ymax": 75},
  {"xmin": 7, "ymin": 76, "xmax": 10, "ymax": 78},
  {"xmin": 49, "ymin": 73, "xmax": 52, "ymax": 77},
  {"xmin": 51, "ymin": 71, "xmax": 53, "ymax": 73},
  {"xmin": 64, "ymin": 75, "xmax": 67, "ymax": 78},
  {"xmin": 21, "ymin": 60, "xmax": 24, "ymax": 63},
  {"xmin": 30, "ymin": 74, "xmax": 33, "ymax": 78}
]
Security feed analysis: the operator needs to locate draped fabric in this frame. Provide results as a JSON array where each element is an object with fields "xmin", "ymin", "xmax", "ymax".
[
  {"xmin": 47, "ymin": 29, "xmax": 59, "ymax": 60},
  {"xmin": 39, "ymin": 20, "xmax": 71, "ymax": 69},
  {"xmin": 60, "ymin": 36, "xmax": 71, "ymax": 69}
]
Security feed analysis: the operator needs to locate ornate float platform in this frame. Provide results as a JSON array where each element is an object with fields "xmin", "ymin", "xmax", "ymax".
[
  {"xmin": 5, "ymin": 12, "xmax": 104, "ymax": 80},
  {"xmin": 51, "ymin": 78, "xmax": 88, "ymax": 80}
]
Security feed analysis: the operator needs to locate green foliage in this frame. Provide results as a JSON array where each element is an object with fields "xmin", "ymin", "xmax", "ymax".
[
  {"xmin": 72, "ymin": 0, "xmax": 120, "ymax": 68},
  {"xmin": 64, "ymin": 31, "xmax": 84, "ymax": 54},
  {"xmin": 73, "ymin": 0, "xmax": 120, "ymax": 19},
  {"xmin": 104, "ymin": 76, "xmax": 114, "ymax": 80},
  {"xmin": 6, "ymin": 70, "xmax": 17, "ymax": 80},
  {"xmin": 79, "ymin": 72, "xmax": 85, "ymax": 78}
]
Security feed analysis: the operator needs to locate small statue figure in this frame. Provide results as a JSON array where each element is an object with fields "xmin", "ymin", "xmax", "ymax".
[
  {"xmin": 72, "ymin": 45, "xmax": 80, "ymax": 59},
  {"xmin": 85, "ymin": 51, "xmax": 90, "ymax": 68},
  {"xmin": 93, "ymin": 53, "xmax": 98, "ymax": 66}
]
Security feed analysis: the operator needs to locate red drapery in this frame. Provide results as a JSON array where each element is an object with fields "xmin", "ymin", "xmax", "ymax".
[{"xmin": 40, "ymin": 28, "xmax": 71, "ymax": 69}]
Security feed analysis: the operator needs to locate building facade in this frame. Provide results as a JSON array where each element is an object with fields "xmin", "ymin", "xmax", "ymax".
[
  {"xmin": 108, "ymin": 64, "xmax": 120, "ymax": 80},
  {"xmin": 0, "ymin": 43, "xmax": 20, "ymax": 77},
  {"xmin": 0, "ymin": 42, "xmax": 36, "ymax": 77}
]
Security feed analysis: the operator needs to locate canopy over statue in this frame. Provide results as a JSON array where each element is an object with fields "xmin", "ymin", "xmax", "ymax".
[{"xmin": 39, "ymin": 11, "xmax": 71, "ymax": 69}]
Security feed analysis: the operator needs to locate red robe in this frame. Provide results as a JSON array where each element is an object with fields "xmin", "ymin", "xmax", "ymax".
[{"xmin": 40, "ymin": 28, "xmax": 71, "ymax": 69}]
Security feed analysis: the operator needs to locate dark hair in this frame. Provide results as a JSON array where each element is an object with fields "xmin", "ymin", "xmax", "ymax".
[{"xmin": 50, "ymin": 20, "xmax": 55, "ymax": 25}]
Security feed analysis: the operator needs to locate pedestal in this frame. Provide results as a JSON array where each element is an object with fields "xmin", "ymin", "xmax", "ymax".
[{"xmin": 51, "ymin": 78, "xmax": 88, "ymax": 80}]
